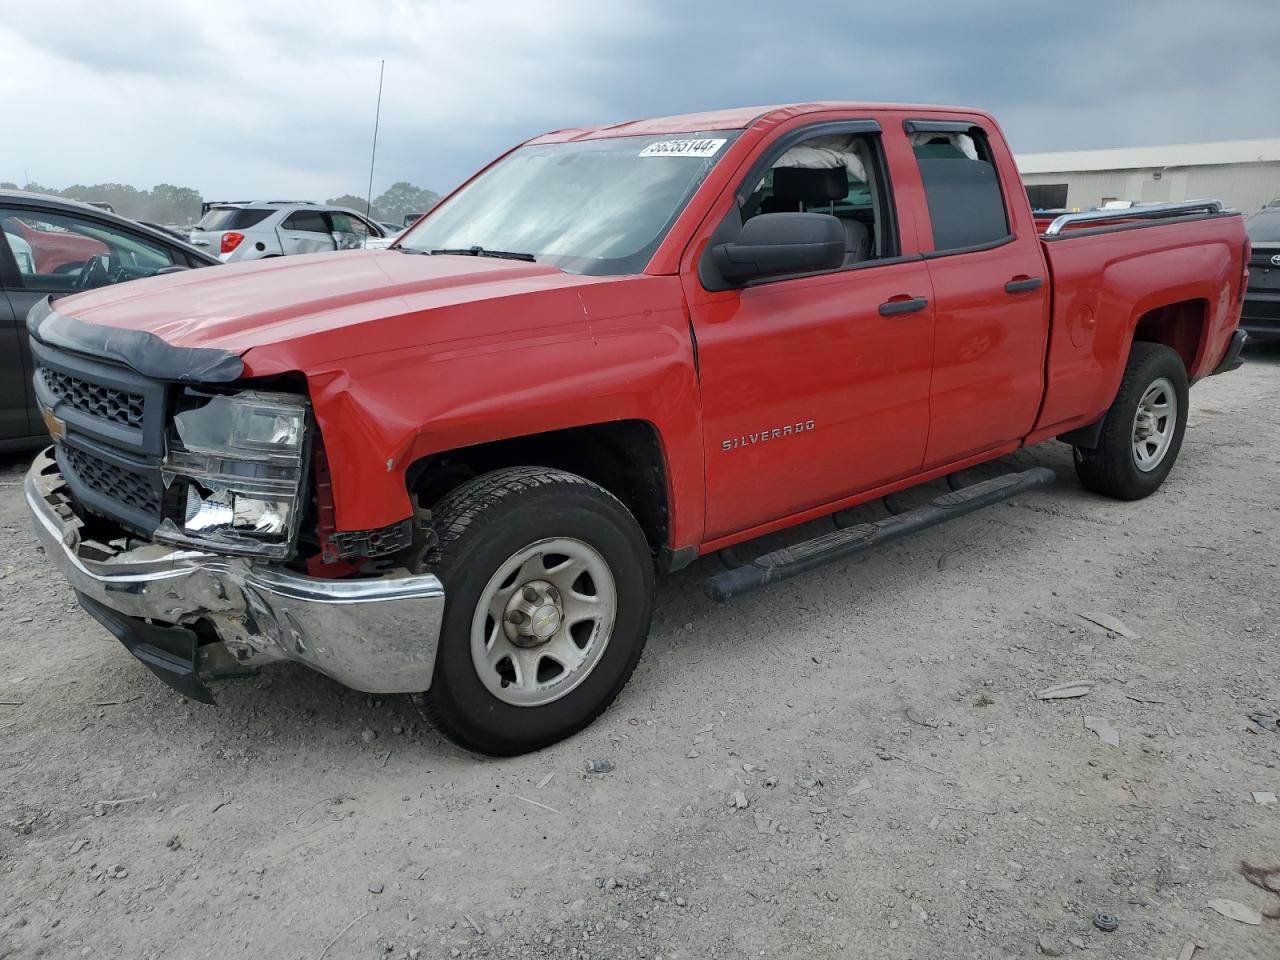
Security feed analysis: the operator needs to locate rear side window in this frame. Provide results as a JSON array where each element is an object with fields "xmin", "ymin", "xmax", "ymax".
[
  {"xmin": 283, "ymin": 210, "xmax": 330, "ymax": 233},
  {"xmin": 196, "ymin": 207, "xmax": 273, "ymax": 230},
  {"xmin": 910, "ymin": 127, "xmax": 1010, "ymax": 252}
]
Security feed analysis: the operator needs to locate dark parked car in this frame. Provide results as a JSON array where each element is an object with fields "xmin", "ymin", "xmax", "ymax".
[
  {"xmin": 0, "ymin": 191, "xmax": 220, "ymax": 451},
  {"xmin": 1243, "ymin": 207, "xmax": 1280, "ymax": 342}
]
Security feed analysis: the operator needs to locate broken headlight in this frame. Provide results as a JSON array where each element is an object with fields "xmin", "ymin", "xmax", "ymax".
[{"xmin": 155, "ymin": 390, "xmax": 309, "ymax": 558}]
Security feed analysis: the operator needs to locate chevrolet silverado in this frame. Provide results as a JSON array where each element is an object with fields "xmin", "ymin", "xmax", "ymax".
[{"xmin": 23, "ymin": 102, "xmax": 1249, "ymax": 755}]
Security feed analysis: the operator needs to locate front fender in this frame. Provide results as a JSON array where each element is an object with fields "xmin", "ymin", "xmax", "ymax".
[{"xmin": 259, "ymin": 276, "xmax": 705, "ymax": 548}]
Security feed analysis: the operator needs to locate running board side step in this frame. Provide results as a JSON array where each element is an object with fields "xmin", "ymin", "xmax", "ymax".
[{"xmin": 706, "ymin": 467, "xmax": 1056, "ymax": 602}]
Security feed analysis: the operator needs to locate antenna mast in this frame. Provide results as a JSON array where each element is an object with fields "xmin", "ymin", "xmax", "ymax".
[{"xmin": 365, "ymin": 59, "xmax": 386, "ymax": 218}]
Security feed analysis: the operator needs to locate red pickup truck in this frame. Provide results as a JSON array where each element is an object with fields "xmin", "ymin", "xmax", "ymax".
[{"xmin": 24, "ymin": 102, "xmax": 1248, "ymax": 755}]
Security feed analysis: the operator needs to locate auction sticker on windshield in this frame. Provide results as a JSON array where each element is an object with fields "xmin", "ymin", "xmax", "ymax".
[{"xmin": 639, "ymin": 138, "xmax": 727, "ymax": 158}]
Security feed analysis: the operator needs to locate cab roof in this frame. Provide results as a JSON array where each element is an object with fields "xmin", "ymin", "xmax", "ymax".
[{"xmin": 528, "ymin": 101, "xmax": 990, "ymax": 143}]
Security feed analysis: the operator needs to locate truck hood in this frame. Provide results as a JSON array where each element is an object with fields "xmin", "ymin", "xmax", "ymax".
[{"xmin": 52, "ymin": 249, "xmax": 592, "ymax": 357}]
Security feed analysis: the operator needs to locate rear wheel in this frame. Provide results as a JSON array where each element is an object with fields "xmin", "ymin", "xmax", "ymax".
[
  {"xmin": 1072, "ymin": 342, "xmax": 1189, "ymax": 500},
  {"xmin": 421, "ymin": 467, "xmax": 653, "ymax": 755}
]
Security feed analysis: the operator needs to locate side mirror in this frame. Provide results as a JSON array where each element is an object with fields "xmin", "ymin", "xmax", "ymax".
[{"xmin": 712, "ymin": 212, "xmax": 845, "ymax": 284}]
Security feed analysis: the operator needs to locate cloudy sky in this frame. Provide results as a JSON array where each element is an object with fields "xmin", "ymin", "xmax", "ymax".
[{"xmin": 1, "ymin": 0, "xmax": 1275, "ymax": 201}]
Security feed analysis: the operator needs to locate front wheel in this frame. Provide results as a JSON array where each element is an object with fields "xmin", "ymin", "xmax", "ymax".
[
  {"xmin": 421, "ymin": 467, "xmax": 654, "ymax": 755},
  {"xmin": 1073, "ymin": 342, "xmax": 1189, "ymax": 500}
]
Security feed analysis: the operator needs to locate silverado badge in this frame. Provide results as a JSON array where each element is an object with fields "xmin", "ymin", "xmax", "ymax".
[{"xmin": 721, "ymin": 419, "xmax": 815, "ymax": 451}]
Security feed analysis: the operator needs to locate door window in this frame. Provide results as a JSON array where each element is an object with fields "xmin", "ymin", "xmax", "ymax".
[
  {"xmin": 0, "ymin": 208, "xmax": 177, "ymax": 292},
  {"xmin": 696, "ymin": 126, "xmax": 900, "ymax": 293},
  {"xmin": 328, "ymin": 212, "xmax": 375, "ymax": 249},
  {"xmin": 329, "ymin": 212, "xmax": 371, "ymax": 237},
  {"xmin": 739, "ymin": 130, "xmax": 896, "ymax": 268},
  {"xmin": 282, "ymin": 210, "xmax": 330, "ymax": 233},
  {"xmin": 910, "ymin": 128, "xmax": 1011, "ymax": 252}
]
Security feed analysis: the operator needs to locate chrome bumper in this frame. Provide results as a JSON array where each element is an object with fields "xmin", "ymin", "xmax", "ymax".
[{"xmin": 25, "ymin": 449, "xmax": 445, "ymax": 695}]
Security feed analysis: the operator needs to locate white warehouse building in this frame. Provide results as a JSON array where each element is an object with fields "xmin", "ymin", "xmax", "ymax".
[{"xmin": 1017, "ymin": 138, "xmax": 1280, "ymax": 214}]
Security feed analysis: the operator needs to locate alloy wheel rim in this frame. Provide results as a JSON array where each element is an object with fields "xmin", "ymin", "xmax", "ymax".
[
  {"xmin": 470, "ymin": 537, "xmax": 616, "ymax": 707},
  {"xmin": 1131, "ymin": 377, "xmax": 1177, "ymax": 473}
]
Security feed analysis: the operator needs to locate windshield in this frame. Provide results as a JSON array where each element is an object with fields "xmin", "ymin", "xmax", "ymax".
[
  {"xmin": 1246, "ymin": 210, "xmax": 1280, "ymax": 243},
  {"xmin": 397, "ymin": 131, "xmax": 740, "ymax": 275}
]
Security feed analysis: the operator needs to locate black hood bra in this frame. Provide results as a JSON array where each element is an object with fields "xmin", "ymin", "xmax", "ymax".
[{"xmin": 27, "ymin": 296, "xmax": 244, "ymax": 384}]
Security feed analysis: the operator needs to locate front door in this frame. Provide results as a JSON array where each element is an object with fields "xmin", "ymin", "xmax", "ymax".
[
  {"xmin": 278, "ymin": 210, "xmax": 339, "ymax": 255},
  {"xmin": 690, "ymin": 261, "xmax": 936, "ymax": 539},
  {"xmin": 329, "ymin": 211, "xmax": 380, "ymax": 250},
  {"xmin": 684, "ymin": 123, "xmax": 935, "ymax": 540}
]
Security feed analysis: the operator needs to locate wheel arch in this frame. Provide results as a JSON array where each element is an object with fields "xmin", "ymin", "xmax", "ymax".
[
  {"xmin": 1130, "ymin": 297, "xmax": 1208, "ymax": 377},
  {"xmin": 1059, "ymin": 325, "xmax": 1199, "ymax": 451},
  {"xmin": 405, "ymin": 419, "xmax": 673, "ymax": 557}
]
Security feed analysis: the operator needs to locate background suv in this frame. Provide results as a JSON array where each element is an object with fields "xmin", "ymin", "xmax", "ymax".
[{"xmin": 188, "ymin": 201, "xmax": 390, "ymax": 261}]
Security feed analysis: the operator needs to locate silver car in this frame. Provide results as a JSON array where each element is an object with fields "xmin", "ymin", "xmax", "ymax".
[{"xmin": 188, "ymin": 201, "xmax": 391, "ymax": 262}]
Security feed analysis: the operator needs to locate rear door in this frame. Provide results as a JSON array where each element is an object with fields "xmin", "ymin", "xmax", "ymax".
[
  {"xmin": 903, "ymin": 118, "xmax": 1050, "ymax": 468},
  {"xmin": 278, "ymin": 209, "xmax": 337, "ymax": 255}
]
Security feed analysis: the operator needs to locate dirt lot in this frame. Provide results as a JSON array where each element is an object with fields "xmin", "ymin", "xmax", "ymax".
[{"xmin": 2, "ymin": 348, "xmax": 1278, "ymax": 960}]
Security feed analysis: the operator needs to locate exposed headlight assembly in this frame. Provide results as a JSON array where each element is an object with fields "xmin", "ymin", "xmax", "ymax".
[{"xmin": 155, "ymin": 390, "xmax": 309, "ymax": 558}]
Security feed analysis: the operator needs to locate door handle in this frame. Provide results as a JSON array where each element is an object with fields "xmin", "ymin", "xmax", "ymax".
[
  {"xmin": 1004, "ymin": 276, "xmax": 1043, "ymax": 293},
  {"xmin": 879, "ymin": 296, "xmax": 929, "ymax": 317}
]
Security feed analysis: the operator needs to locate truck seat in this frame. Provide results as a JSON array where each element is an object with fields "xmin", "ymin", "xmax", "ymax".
[{"xmin": 771, "ymin": 167, "xmax": 870, "ymax": 264}]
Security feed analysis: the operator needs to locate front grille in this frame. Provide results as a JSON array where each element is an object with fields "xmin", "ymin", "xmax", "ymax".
[
  {"xmin": 60, "ymin": 445, "xmax": 156, "ymax": 514},
  {"xmin": 40, "ymin": 367, "xmax": 144, "ymax": 428},
  {"xmin": 32, "ymin": 336, "xmax": 170, "ymax": 533}
]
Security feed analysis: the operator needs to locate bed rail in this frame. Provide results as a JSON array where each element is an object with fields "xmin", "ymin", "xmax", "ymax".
[{"xmin": 1041, "ymin": 199, "xmax": 1225, "ymax": 237}]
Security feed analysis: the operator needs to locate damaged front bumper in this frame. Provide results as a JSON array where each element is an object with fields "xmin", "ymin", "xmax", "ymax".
[{"xmin": 25, "ymin": 449, "xmax": 445, "ymax": 702}]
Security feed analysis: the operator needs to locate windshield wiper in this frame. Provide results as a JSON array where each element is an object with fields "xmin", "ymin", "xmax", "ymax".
[{"xmin": 429, "ymin": 246, "xmax": 537, "ymax": 262}]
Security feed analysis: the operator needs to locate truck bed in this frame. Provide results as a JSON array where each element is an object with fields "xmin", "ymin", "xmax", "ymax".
[{"xmin": 1029, "ymin": 202, "xmax": 1248, "ymax": 442}]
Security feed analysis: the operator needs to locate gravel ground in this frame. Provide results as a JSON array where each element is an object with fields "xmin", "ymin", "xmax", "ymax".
[{"xmin": 2, "ymin": 347, "xmax": 1278, "ymax": 960}]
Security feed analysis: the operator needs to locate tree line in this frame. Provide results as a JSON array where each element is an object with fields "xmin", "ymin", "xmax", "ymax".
[
  {"xmin": 0, "ymin": 181, "xmax": 440, "ymax": 226},
  {"xmin": 324, "ymin": 184, "xmax": 440, "ymax": 224}
]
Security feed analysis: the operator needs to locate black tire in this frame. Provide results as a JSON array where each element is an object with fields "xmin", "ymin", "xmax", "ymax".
[
  {"xmin": 1073, "ymin": 342, "xmax": 1189, "ymax": 500},
  {"xmin": 421, "ymin": 467, "xmax": 654, "ymax": 755}
]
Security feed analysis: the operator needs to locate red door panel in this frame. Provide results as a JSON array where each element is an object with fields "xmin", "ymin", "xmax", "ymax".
[
  {"xmin": 687, "ymin": 260, "xmax": 935, "ymax": 539},
  {"xmin": 921, "ymin": 242, "xmax": 1050, "ymax": 467}
]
